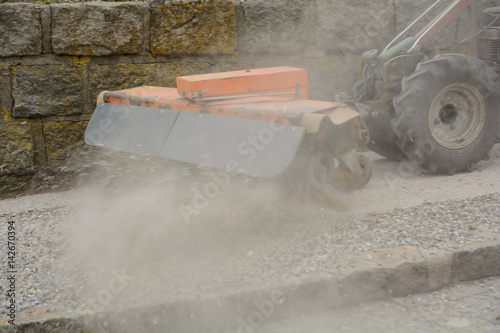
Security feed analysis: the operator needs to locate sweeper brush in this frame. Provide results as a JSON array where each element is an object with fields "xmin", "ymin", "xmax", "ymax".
[{"xmin": 84, "ymin": 67, "xmax": 372, "ymax": 207}]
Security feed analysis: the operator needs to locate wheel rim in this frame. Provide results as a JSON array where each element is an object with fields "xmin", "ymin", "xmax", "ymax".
[
  {"xmin": 332, "ymin": 154, "xmax": 372, "ymax": 190},
  {"xmin": 427, "ymin": 82, "xmax": 486, "ymax": 150}
]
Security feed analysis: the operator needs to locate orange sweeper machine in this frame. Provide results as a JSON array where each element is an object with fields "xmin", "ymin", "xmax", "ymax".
[{"xmin": 84, "ymin": 67, "xmax": 373, "ymax": 202}]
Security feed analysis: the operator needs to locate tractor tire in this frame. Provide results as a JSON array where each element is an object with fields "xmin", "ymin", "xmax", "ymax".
[
  {"xmin": 392, "ymin": 54, "xmax": 500, "ymax": 174},
  {"xmin": 365, "ymin": 112, "xmax": 405, "ymax": 161}
]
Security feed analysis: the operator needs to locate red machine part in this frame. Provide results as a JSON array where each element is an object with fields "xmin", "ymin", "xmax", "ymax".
[{"xmin": 176, "ymin": 66, "xmax": 308, "ymax": 102}]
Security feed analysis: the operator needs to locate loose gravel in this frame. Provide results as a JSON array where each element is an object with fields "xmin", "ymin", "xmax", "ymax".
[{"xmin": 1, "ymin": 185, "xmax": 499, "ymax": 320}]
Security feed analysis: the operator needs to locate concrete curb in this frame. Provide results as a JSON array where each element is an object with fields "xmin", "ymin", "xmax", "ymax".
[{"xmin": 7, "ymin": 238, "xmax": 500, "ymax": 332}]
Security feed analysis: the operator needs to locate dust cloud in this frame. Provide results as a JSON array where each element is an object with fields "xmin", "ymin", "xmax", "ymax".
[{"xmin": 67, "ymin": 148, "xmax": 327, "ymax": 331}]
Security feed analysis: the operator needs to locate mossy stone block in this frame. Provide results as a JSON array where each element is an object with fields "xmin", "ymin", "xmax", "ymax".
[
  {"xmin": 0, "ymin": 3, "xmax": 42, "ymax": 57},
  {"xmin": 43, "ymin": 120, "xmax": 88, "ymax": 166},
  {"xmin": 151, "ymin": 1, "xmax": 236, "ymax": 56},
  {"xmin": 51, "ymin": 2, "xmax": 146, "ymax": 56},
  {"xmin": 12, "ymin": 65, "xmax": 84, "ymax": 117},
  {"xmin": 0, "ymin": 108, "xmax": 35, "ymax": 176},
  {"xmin": 235, "ymin": 0, "xmax": 315, "ymax": 54}
]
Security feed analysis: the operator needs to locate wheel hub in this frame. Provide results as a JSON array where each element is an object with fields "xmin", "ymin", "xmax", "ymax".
[
  {"xmin": 439, "ymin": 104, "xmax": 458, "ymax": 125},
  {"xmin": 428, "ymin": 82, "xmax": 486, "ymax": 150}
]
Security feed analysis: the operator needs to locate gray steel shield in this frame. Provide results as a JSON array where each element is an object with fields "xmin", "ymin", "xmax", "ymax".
[
  {"xmin": 85, "ymin": 103, "xmax": 180, "ymax": 156},
  {"xmin": 85, "ymin": 103, "xmax": 305, "ymax": 178},
  {"xmin": 159, "ymin": 112, "xmax": 305, "ymax": 178}
]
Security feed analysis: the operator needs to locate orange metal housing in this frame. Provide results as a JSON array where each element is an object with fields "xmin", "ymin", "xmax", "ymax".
[
  {"xmin": 176, "ymin": 66, "xmax": 308, "ymax": 101},
  {"xmin": 102, "ymin": 86, "xmax": 344, "ymax": 127},
  {"xmin": 98, "ymin": 66, "xmax": 365, "ymax": 143}
]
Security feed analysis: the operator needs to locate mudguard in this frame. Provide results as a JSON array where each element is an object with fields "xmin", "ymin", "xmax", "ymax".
[{"xmin": 85, "ymin": 103, "xmax": 305, "ymax": 178}]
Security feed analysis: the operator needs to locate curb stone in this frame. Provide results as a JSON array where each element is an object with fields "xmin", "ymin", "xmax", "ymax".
[
  {"xmin": 6, "ymin": 238, "xmax": 500, "ymax": 332},
  {"xmin": 451, "ymin": 241, "xmax": 500, "ymax": 281}
]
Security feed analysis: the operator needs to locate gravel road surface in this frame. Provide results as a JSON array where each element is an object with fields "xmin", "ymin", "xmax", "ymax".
[{"xmin": 0, "ymin": 145, "xmax": 499, "ymax": 330}]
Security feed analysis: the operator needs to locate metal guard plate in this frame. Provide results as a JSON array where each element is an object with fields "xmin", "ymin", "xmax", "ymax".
[{"xmin": 85, "ymin": 103, "xmax": 305, "ymax": 178}]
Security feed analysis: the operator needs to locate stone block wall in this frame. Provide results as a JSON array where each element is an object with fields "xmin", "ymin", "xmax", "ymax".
[{"xmin": 1, "ymin": 0, "xmax": 499, "ymax": 194}]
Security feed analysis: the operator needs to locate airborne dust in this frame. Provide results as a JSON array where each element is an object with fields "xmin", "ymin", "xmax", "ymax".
[{"xmin": 68, "ymin": 148, "xmax": 338, "ymax": 331}]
